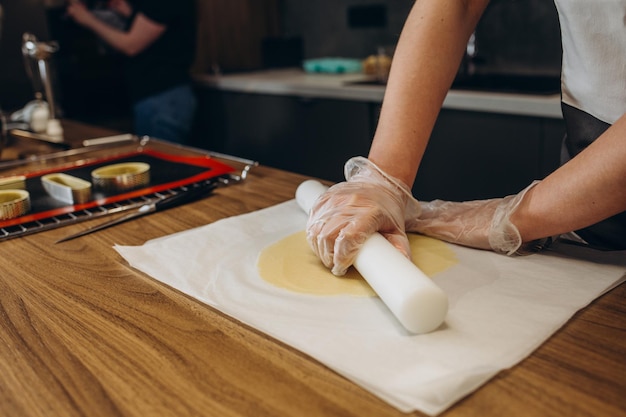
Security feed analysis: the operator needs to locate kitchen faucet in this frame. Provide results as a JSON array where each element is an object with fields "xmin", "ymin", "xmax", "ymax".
[{"xmin": 462, "ymin": 31, "xmax": 478, "ymax": 78}]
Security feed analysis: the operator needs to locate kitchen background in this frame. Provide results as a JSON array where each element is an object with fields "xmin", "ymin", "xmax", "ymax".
[
  {"xmin": 1, "ymin": 0, "xmax": 562, "ymax": 120},
  {"xmin": 281, "ymin": 0, "xmax": 561, "ymax": 76},
  {"xmin": 0, "ymin": 0, "xmax": 566, "ymax": 200}
]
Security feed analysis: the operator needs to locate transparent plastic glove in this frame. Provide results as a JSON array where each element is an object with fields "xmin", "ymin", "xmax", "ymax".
[
  {"xmin": 406, "ymin": 182, "xmax": 540, "ymax": 255},
  {"xmin": 306, "ymin": 157, "xmax": 421, "ymax": 276}
]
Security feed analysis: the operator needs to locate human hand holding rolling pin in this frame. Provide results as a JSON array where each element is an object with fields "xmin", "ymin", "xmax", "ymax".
[
  {"xmin": 306, "ymin": 157, "xmax": 544, "ymax": 272},
  {"xmin": 306, "ymin": 156, "xmax": 421, "ymax": 276},
  {"xmin": 302, "ymin": 156, "xmax": 546, "ymax": 333},
  {"xmin": 299, "ymin": 160, "xmax": 448, "ymax": 334}
]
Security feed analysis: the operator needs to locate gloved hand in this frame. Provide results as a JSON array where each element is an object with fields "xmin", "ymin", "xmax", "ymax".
[
  {"xmin": 306, "ymin": 157, "xmax": 421, "ymax": 276},
  {"xmin": 406, "ymin": 181, "xmax": 541, "ymax": 255}
]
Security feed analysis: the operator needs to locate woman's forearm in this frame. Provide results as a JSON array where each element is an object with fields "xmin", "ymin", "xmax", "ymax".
[
  {"xmin": 512, "ymin": 112, "xmax": 626, "ymax": 241},
  {"xmin": 368, "ymin": 0, "xmax": 490, "ymax": 188}
]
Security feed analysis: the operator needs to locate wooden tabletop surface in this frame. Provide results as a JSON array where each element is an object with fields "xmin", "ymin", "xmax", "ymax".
[{"xmin": 0, "ymin": 120, "xmax": 624, "ymax": 417}]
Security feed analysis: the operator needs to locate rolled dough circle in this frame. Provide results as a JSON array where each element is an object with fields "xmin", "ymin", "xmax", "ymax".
[{"xmin": 257, "ymin": 231, "xmax": 457, "ymax": 297}]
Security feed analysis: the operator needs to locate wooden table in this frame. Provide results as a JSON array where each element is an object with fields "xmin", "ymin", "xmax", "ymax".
[{"xmin": 0, "ymin": 120, "xmax": 624, "ymax": 417}]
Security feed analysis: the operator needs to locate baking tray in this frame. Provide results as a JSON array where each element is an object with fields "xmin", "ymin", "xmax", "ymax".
[{"xmin": 0, "ymin": 138, "xmax": 257, "ymax": 241}]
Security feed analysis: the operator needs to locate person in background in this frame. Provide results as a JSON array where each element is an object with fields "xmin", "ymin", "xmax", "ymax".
[
  {"xmin": 306, "ymin": 0, "xmax": 626, "ymax": 276},
  {"xmin": 66, "ymin": 0, "xmax": 197, "ymax": 144}
]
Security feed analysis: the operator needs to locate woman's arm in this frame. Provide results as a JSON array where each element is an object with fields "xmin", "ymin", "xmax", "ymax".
[
  {"xmin": 66, "ymin": 1, "xmax": 165, "ymax": 56},
  {"xmin": 305, "ymin": 0, "xmax": 491, "ymax": 274},
  {"xmin": 512, "ymin": 113, "xmax": 626, "ymax": 242},
  {"xmin": 407, "ymin": 114, "xmax": 626, "ymax": 253},
  {"xmin": 368, "ymin": 0, "xmax": 625, "ymax": 251},
  {"xmin": 369, "ymin": 0, "xmax": 490, "ymax": 187}
]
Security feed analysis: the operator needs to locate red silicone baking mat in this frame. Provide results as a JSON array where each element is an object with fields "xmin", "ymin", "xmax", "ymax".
[{"xmin": 0, "ymin": 146, "xmax": 239, "ymax": 239}]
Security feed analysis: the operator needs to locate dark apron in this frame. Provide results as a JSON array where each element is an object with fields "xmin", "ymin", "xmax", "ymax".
[{"xmin": 561, "ymin": 103, "xmax": 626, "ymax": 250}]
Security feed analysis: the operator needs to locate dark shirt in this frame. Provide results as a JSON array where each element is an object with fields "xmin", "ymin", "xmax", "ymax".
[{"xmin": 125, "ymin": 0, "xmax": 196, "ymax": 103}]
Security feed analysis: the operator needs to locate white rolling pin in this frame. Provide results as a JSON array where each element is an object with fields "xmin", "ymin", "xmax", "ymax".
[{"xmin": 296, "ymin": 180, "xmax": 448, "ymax": 334}]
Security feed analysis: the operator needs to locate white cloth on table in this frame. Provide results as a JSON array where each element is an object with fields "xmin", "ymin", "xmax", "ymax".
[{"xmin": 115, "ymin": 200, "xmax": 626, "ymax": 416}]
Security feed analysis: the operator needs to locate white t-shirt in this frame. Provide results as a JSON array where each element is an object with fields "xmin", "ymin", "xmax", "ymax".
[{"xmin": 554, "ymin": 0, "xmax": 626, "ymax": 124}]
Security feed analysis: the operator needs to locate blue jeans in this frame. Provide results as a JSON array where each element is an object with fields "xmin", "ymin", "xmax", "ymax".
[{"xmin": 133, "ymin": 84, "xmax": 197, "ymax": 144}]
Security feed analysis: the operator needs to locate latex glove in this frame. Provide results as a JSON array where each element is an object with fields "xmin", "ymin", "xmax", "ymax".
[
  {"xmin": 406, "ymin": 181, "xmax": 541, "ymax": 255},
  {"xmin": 306, "ymin": 157, "xmax": 421, "ymax": 276}
]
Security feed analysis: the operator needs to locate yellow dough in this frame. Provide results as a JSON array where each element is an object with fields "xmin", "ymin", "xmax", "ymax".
[{"xmin": 257, "ymin": 231, "xmax": 458, "ymax": 297}]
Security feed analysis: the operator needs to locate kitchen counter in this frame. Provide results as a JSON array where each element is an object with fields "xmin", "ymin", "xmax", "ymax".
[
  {"xmin": 0, "ymin": 120, "xmax": 624, "ymax": 417},
  {"xmin": 194, "ymin": 68, "xmax": 563, "ymax": 119}
]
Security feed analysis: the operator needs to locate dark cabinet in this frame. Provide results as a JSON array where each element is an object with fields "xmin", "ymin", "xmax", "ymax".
[
  {"xmin": 411, "ymin": 109, "xmax": 564, "ymax": 201},
  {"xmin": 193, "ymin": 89, "xmax": 372, "ymax": 182},
  {"xmin": 193, "ymin": 87, "xmax": 565, "ymax": 200}
]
